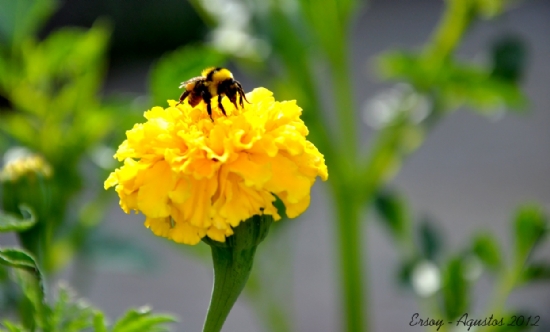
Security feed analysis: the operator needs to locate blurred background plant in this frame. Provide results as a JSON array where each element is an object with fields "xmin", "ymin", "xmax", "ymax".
[
  {"xmin": 0, "ymin": 220, "xmax": 175, "ymax": 331},
  {"xmin": 1, "ymin": 0, "xmax": 549, "ymax": 331},
  {"xmin": 155, "ymin": 0, "xmax": 548, "ymax": 331},
  {"xmin": 0, "ymin": 0, "xmax": 171, "ymax": 326}
]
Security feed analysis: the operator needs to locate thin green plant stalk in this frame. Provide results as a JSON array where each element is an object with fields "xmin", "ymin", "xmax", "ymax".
[
  {"xmin": 334, "ymin": 191, "xmax": 365, "ymax": 332},
  {"xmin": 424, "ymin": 0, "xmax": 474, "ymax": 61},
  {"xmin": 480, "ymin": 256, "xmax": 528, "ymax": 332},
  {"xmin": 336, "ymin": 119, "xmax": 420, "ymax": 332},
  {"xmin": 331, "ymin": 42, "xmax": 359, "ymax": 173},
  {"xmin": 327, "ymin": 36, "xmax": 369, "ymax": 332},
  {"xmin": 300, "ymin": 1, "xmax": 489, "ymax": 331}
]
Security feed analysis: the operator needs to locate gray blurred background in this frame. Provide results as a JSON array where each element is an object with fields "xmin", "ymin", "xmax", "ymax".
[{"xmin": 3, "ymin": 0, "xmax": 550, "ymax": 331}]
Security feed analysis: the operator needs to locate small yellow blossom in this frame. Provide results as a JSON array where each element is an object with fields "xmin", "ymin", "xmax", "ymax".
[
  {"xmin": 0, "ymin": 154, "xmax": 53, "ymax": 182},
  {"xmin": 105, "ymin": 88, "xmax": 328, "ymax": 245}
]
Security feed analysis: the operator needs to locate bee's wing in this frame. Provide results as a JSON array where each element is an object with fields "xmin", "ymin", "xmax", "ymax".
[{"xmin": 179, "ymin": 76, "xmax": 202, "ymax": 89}]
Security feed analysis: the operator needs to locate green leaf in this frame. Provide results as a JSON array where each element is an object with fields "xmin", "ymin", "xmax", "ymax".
[
  {"xmin": 491, "ymin": 35, "xmax": 527, "ymax": 83},
  {"xmin": 48, "ymin": 285, "xmax": 96, "ymax": 331},
  {"xmin": 0, "ymin": 205, "xmax": 37, "ymax": 233},
  {"xmin": 0, "ymin": 248, "xmax": 44, "ymax": 291},
  {"xmin": 440, "ymin": 64, "xmax": 527, "ymax": 113},
  {"xmin": 0, "ymin": 0, "xmax": 57, "ymax": 47},
  {"xmin": 374, "ymin": 189, "xmax": 411, "ymax": 242},
  {"xmin": 472, "ymin": 233, "xmax": 502, "ymax": 271},
  {"xmin": 396, "ymin": 257, "xmax": 421, "ymax": 289},
  {"xmin": 514, "ymin": 205, "xmax": 547, "ymax": 263},
  {"xmin": 0, "ymin": 248, "xmax": 46, "ymax": 328},
  {"xmin": 377, "ymin": 51, "xmax": 527, "ymax": 113},
  {"xmin": 0, "ymin": 265, "xmax": 19, "ymax": 317},
  {"xmin": 520, "ymin": 263, "xmax": 550, "ymax": 284},
  {"xmin": 378, "ymin": 52, "xmax": 431, "ymax": 88},
  {"xmin": 418, "ymin": 217, "xmax": 444, "ymax": 261},
  {"xmin": 149, "ymin": 45, "xmax": 226, "ymax": 106},
  {"xmin": 442, "ymin": 257, "xmax": 469, "ymax": 320},
  {"xmin": 111, "ymin": 307, "xmax": 176, "ymax": 332},
  {"xmin": 0, "ymin": 320, "xmax": 27, "ymax": 332},
  {"xmin": 93, "ymin": 312, "xmax": 108, "ymax": 332},
  {"xmin": 14, "ymin": 22, "xmax": 111, "ymax": 120}
]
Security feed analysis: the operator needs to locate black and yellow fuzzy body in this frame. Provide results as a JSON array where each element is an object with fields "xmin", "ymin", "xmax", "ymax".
[{"xmin": 177, "ymin": 67, "xmax": 249, "ymax": 121}]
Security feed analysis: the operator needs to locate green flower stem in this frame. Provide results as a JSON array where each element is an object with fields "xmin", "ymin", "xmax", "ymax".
[
  {"xmin": 425, "ymin": 0, "xmax": 474, "ymax": 60},
  {"xmin": 480, "ymin": 275, "xmax": 517, "ymax": 332},
  {"xmin": 334, "ymin": 189, "xmax": 365, "ymax": 332},
  {"xmin": 328, "ymin": 38, "xmax": 367, "ymax": 332},
  {"xmin": 203, "ymin": 245, "xmax": 257, "ymax": 332},
  {"xmin": 202, "ymin": 214, "xmax": 273, "ymax": 332},
  {"xmin": 480, "ymin": 260, "xmax": 526, "ymax": 332},
  {"xmin": 331, "ymin": 41, "xmax": 358, "ymax": 172}
]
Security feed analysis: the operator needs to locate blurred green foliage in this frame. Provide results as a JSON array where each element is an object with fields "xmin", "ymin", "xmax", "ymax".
[
  {"xmin": 41, "ymin": 0, "xmax": 206, "ymax": 60},
  {"xmin": 0, "ymin": 0, "xmax": 149, "ymax": 275},
  {"xmin": 0, "ymin": 0, "xmax": 111, "ymax": 273},
  {"xmin": 0, "ymin": 205, "xmax": 37, "ymax": 233},
  {"xmin": 0, "ymin": 194, "xmax": 175, "ymax": 331},
  {"xmin": 375, "ymin": 191, "xmax": 549, "ymax": 331},
  {"xmin": 379, "ymin": 53, "xmax": 526, "ymax": 113},
  {"xmin": 0, "ymin": 251, "xmax": 176, "ymax": 332},
  {"xmin": 0, "ymin": 0, "xmax": 172, "ymax": 329},
  {"xmin": 149, "ymin": 45, "xmax": 226, "ymax": 106},
  {"xmin": 161, "ymin": 0, "xmax": 545, "ymax": 331}
]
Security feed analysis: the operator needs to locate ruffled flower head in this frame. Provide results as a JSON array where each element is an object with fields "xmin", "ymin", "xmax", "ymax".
[
  {"xmin": 105, "ymin": 88, "xmax": 328, "ymax": 245},
  {"xmin": 1, "ymin": 153, "xmax": 52, "ymax": 182}
]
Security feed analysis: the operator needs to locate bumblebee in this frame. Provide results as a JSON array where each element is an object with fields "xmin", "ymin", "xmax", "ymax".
[{"xmin": 177, "ymin": 67, "xmax": 249, "ymax": 120}]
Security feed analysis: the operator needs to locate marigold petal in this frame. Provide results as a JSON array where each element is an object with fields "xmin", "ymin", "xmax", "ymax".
[
  {"xmin": 280, "ymin": 193, "xmax": 311, "ymax": 218},
  {"xmin": 144, "ymin": 217, "xmax": 172, "ymax": 238},
  {"xmin": 104, "ymin": 172, "xmax": 118, "ymax": 189},
  {"xmin": 226, "ymin": 152, "xmax": 271, "ymax": 188},
  {"xmin": 265, "ymin": 154, "xmax": 311, "ymax": 203},
  {"xmin": 171, "ymin": 222, "xmax": 206, "ymax": 245},
  {"xmin": 137, "ymin": 161, "xmax": 175, "ymax": 218},
  {"xmin": 206, "ymin": 227, "xmax": 227, "ymax": 242}
]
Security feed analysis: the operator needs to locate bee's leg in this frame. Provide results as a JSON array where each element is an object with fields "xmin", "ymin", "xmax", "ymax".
[
  {"xmin": 207, "ymin": 102, "xmax": 214, "ymax": 121},
  {"xmin": 218, "ymin": 95, "xmax": 227, "ymax": 116},
  {"xmin": 229, "ymin": 94, "xmax": 238, "ymax": 109},
  {"xmin": 236, "ymin": 82, "xmax": 249, "ymax": 106},
  {"xmin": 177, "ymin": 90, "xmax": 189, "ymax": 105},
  {"xmin": 241, "ymin": 91, "xmax": 250, "ymax": 104},
  {"xmin": 202, "ymin": 93, "xmax": 214, "ymax": 121}
]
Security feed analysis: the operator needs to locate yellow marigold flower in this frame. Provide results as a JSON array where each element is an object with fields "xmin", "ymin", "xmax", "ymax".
[
  {"xmin": 1, "ymin": 154, "xmax": 53, "ymax": 182},
  {"xmin": 105, "ymin": 87, "xmax": 328, "ymax": 245}
]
